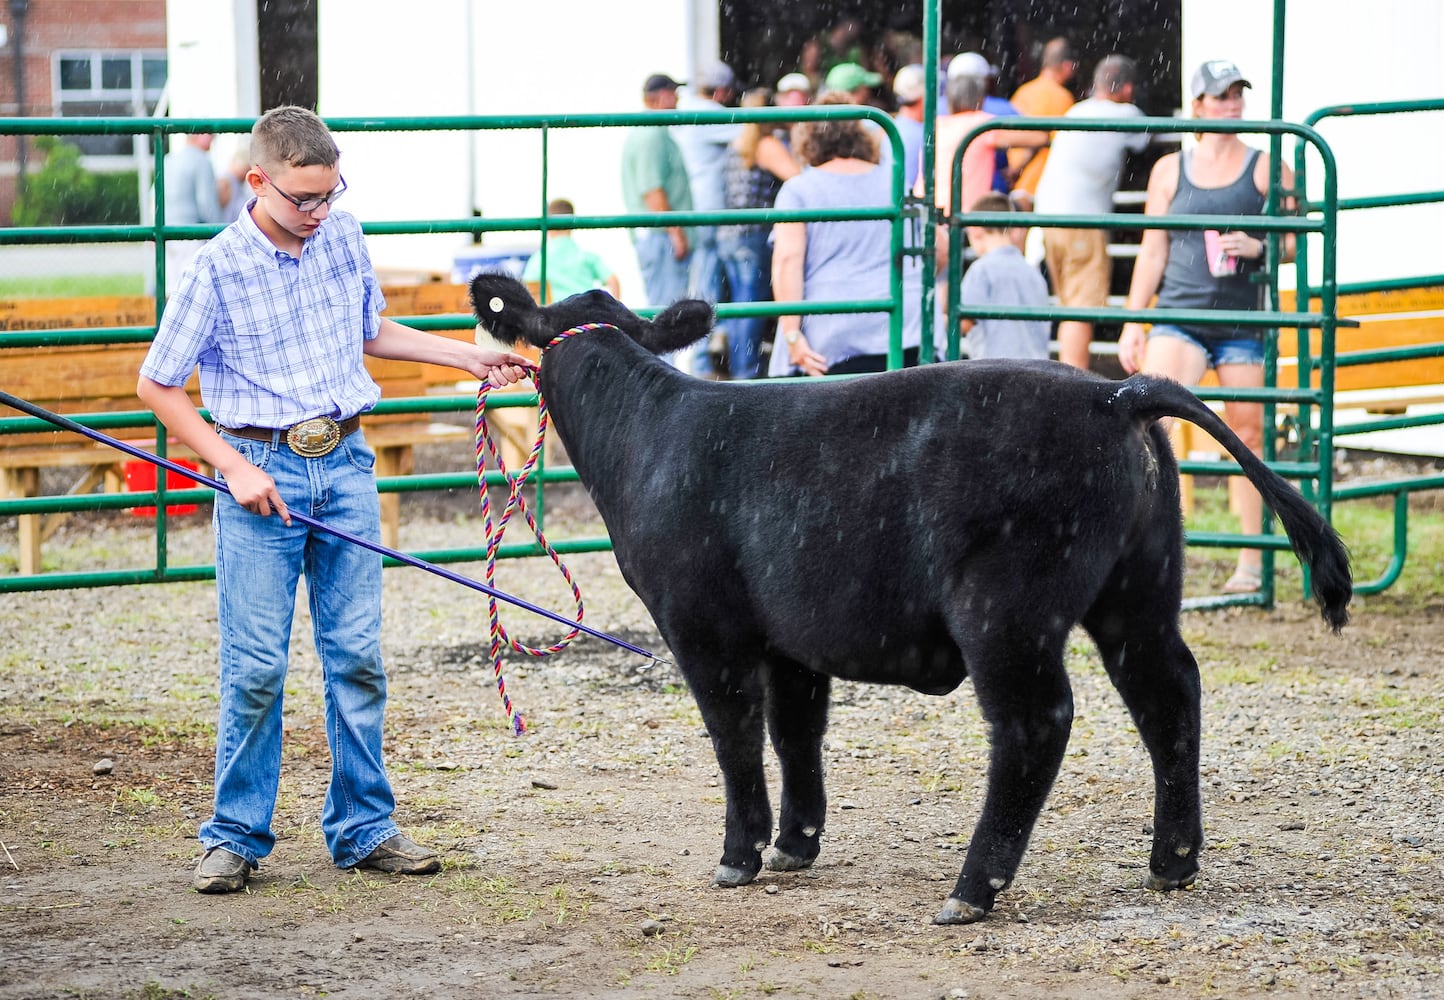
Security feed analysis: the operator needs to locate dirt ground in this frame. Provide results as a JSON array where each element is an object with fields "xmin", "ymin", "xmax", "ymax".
[{"xmin": 2, "ymin": 485, "xmax": 1442, "ymax": 1000}]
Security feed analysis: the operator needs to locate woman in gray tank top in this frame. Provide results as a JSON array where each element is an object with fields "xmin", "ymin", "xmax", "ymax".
[{"xmin": 1116, "ymin": 60, "xmax": 1296, "ymax": 594}]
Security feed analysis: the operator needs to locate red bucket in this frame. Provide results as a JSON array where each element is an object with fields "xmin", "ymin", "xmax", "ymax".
[{"xmin": 124, "ymin": 458, "xmax": 201, "ymax": 517}]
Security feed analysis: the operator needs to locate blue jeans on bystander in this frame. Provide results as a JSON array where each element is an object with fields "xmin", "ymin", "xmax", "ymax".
[
  {"xmin": 634, "ymin": 229, "xmax": 695, "ymax": 371},
  {"xmin": 717, "ymin": 230, "xmax": 773, "ymax": 379}
]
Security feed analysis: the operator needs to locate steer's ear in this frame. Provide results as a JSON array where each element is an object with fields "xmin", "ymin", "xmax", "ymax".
[
  {"xmin": 633, "ymin": 298, "xmax": 715, "ymax": 355},
  {"xmin": 470, "ymin": 272, "xmax": 545, "ymax": 348}
]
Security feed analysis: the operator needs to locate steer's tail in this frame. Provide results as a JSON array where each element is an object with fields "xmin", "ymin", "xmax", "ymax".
[{"xmin": 1107, "ymin": 374, "xmax": 1351, "ymax": 632}]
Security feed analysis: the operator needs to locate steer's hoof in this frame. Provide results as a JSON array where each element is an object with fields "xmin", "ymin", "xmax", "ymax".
[
  {"xmin": 934, "ymin": 897, "xmax": 987, "ymax": 925},
  {"xmin": 765, "ymin": 849, "xmax": 814, "ymax": 873},
  {"xmin": 712, "ymin": 864, "xmax": 757, "ymax": 888},
  {"xmin": 1145, "ymin": 869, "xmax": 1198, "ymax": 892}
]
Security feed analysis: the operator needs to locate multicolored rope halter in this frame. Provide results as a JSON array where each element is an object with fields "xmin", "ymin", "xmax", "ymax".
[
  {"xmin": 542, "ymin": 322, "xmax": 621, "ymax": 354},
  {"xmin": 471, "ymin": 322, "xmax": 622, "ymax": 734}
]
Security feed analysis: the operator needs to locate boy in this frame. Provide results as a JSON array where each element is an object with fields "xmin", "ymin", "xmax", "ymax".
[
  {"xmin": 958, "ymin": 192, "xmax": 1051, "ymax": 360},
  {"xmin": 521, "ymin": 198, "xmax": 621, "ymax": 302},
  {"xmin": 138, "ymin": 106, "xmax": 530, "ymax": 894}
]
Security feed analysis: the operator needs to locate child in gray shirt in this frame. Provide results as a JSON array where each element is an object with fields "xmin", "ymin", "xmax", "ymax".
[{"xmin": 958, "ymin": 192, "xmax": 1052, "ymax": 360}]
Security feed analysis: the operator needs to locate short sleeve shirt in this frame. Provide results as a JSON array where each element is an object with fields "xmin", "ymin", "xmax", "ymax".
[
  {"xmin": 139, "ymin": 207, "xmax": 385, "ymax": 428},
  {"xmin": 1033, "ymin": 99, "xmax": 1149, "ymax": 217},
  {"xmin": 919, "ymin": 111, "xmax": 996, "ymax": 216},
  {"xmin": 959, "ymin": 245, "xmax": 1051, "ymax": 360},
  {"xmin": 521, "ymin": 235, "xmax": 616, "ymax": 300},
  {"xmin": 621, "ymin": 125, "xmax": 693, "ymax": 226}
]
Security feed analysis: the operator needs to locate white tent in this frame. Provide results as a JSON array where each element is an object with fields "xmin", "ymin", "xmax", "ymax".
[{"xmin": 166, "ymin": 0, "xmax": 1444, "ymax": 297}]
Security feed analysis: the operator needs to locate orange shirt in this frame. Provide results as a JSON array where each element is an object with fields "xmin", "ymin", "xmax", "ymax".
[
  {"xmin": 919, "ymin": 111, "xmax": 996, "ymax": 216},
  {"xmin": 1008, "ymin": 76, "xmax": 1075, "ymax": 194}
]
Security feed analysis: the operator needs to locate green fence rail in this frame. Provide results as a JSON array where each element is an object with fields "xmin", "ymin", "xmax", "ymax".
[
  {"xmin": 1294, "ymin": 99, "xmax": 1444, "ymax": 595},
  {"xmin": 945, "ymin": 115, "xmax": 1342, "ymax": 611},
  {"xmin": 0, "ymin": 107, "xmax": 909, "ymax": 588},
  {"xmin": 5, "ymin": 99, "xmax": 1439, "ymax": 602}
]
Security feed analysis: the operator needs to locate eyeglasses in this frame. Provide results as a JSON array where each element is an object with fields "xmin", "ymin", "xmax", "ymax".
[{"xmin": 255, "ymin": 165, "xmax": 347, "ymax": 213}]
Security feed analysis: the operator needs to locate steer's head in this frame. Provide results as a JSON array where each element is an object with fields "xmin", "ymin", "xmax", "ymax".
[{"xmin": 469, "ymin": 273, "xmax": 713, "ymax": 355}]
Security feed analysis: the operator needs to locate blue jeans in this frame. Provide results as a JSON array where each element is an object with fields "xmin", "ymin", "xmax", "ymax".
[
  {"xmin": 1149, "ymin": 324, "xmax": 1266, "ymax": 367},
  {"xmin": 689, "ymin": 226, "xmax": 724, "ymax": 375},
  {"xmin": 717, "ymin": 230, "xmax": 772, "ymax": 380},
  {"xmin": 635, "ymin": 228, "xmax": 692, "ymax": 310},
  {"xmin": 199, "ymin": 429, "xmax": 398, "ymax": 869},
  {"xmin": 635, "ymin": 229, "xmax": 694, "ymax": 371}
]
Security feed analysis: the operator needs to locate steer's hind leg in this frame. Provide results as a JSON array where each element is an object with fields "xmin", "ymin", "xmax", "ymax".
[
  {"xmin": 677, "ymin": 653, "xmax": 773, "ymax": 888},
  {"xmin": 764, "ymin": 658, "xmax": 831, "ymax": 872},
  {"xmin": 1084, "ymin": 582, "xmax": 1204, "ymax": 893},
  {"xmin": 938, "ymin": 626, "xmax": 1074, "ymax": 924}
]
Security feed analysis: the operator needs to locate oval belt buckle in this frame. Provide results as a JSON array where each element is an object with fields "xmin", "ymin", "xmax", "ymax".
[{"xmin": 286, "ymin": 416, "xmax": 341, "ymax": 458}]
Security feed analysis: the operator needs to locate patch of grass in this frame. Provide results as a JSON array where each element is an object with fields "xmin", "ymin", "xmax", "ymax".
[
  {"xmin": 1186, "ymin": 484, "xmax": 1444, "ymax": 606},
  {"xmin": 1360, "ymin": 689, "xmax": 1444, "ymax": 730},
  {"xmin": 115, "ymin": 787, "xmax": 163, "ymax": 813},
  {"xmin": 1264, "ymin": 740, "xmax": 1301, "ymax": 761},
  {"xmin": 0, "ymin": 274, "xmax": 148, "ymax": 298},
  {"xmin": 126, "ymin": 982, "xmax": 218, "ymax": 1000},
  {"xmin": 644, "ymin": 941, "xmax": 698, "ymax": 975},
  {"xmin": 919, "ymin": 771, "xmax": 965, "ymax": 793}
]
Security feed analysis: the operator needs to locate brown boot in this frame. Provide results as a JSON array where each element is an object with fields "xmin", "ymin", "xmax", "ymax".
[
  {"xmin": 193, "ymin": 847, "xmax": 249, "ymax": 894},
  {"xmin": 352, "ymin": 834, "xmax": 440, "ymax": 875}
]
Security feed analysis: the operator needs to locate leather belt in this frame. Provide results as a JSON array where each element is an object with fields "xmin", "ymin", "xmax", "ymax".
[{"xmin": 217, "ymin": 415, "xmax": 361, "ymax": 458}]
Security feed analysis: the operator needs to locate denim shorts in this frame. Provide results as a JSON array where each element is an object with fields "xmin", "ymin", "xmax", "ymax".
[{"xmin": 1149, "ymin": 324, "xmax": 1265, "ymax": 368}]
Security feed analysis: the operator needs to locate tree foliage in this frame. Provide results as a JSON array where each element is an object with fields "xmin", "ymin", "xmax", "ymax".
[{"xmin": 11, "ymin": 136, "xmax": 141, "ymax": 227}]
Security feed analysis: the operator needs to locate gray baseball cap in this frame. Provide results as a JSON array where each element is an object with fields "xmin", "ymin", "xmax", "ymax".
[{"xmin": 1191, "ymin": 59, "xmax": 1251, "ymax": 98}]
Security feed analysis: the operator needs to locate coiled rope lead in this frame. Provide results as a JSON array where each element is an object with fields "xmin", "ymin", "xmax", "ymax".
[{"xmin": 471, "ymin": 322, "xmax": 637, "ymax": 734}]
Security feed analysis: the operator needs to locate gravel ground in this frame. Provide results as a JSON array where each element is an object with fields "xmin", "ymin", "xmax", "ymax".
[{"xmin": 1, "ymin": 458, "xmax": 1442, "ymax": 999}]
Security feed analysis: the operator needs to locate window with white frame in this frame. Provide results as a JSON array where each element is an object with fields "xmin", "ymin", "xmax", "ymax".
[{"xmin": 54, "ymin": 50, "xmax": 167, "ymax": 157}]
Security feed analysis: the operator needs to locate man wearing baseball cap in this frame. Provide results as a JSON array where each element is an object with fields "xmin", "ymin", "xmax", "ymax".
[
  {"xmin": 823, "ymin": 62, "xmax": 882, "ymax": 102},
  {"xmin": 675, "ymin": 61, "xmax": 742, "ymax": 376},
  {"xmin": 892, "ymin": 64, "xmax": 928, "ymax": 190},
  {"xmin": 946, "ymin": 51, "xmax": 1021, "ymax": 192},
  {"xmin": 621, "ymin": 73, "xmax": 693, "ymax": 332},
  {"xmin": 775, "ymin": 72, "xmax": 813, "ymax": 107}
]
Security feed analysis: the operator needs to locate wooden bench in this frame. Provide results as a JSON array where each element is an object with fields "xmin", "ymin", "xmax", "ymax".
[
  {"xmin": 0, "ymin": 285, "xmax": 541, "ymax": 574},
  {"xmin": 1172, "ymin": 284, "xmax": 1444, "ymax": 512}
]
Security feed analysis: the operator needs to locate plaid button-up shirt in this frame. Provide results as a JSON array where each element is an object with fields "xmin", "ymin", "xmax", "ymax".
[{"xmin": 140, "ymin": 206, "xmax": 386, "ymax": 428}]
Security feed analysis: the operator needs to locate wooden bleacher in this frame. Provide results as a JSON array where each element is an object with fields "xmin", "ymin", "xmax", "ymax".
[{"xmin": 0, "ymin": 284, "xmax": 539, "ymax": 574}]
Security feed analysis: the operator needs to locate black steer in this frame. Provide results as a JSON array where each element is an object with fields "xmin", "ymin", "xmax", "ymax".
[{"xmin": 471, "ymin": 274, "xmax": 1351, "ymax": 924}]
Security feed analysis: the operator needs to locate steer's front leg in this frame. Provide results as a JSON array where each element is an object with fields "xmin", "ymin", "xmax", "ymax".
[{"xmin": 681, "ymin": 661, "xmax": 773, "ymax": 887}]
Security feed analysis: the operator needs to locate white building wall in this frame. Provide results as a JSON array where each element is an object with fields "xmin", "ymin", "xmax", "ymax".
[
  {"xmin": 317, "ymin": 0, "xmax": 704, "ymax": 306},
  {"xmin": 1183, "ymin": 1, "xmax": 1444, "ymax": 289}
]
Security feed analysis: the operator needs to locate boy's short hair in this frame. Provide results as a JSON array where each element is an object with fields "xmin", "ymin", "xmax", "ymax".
[
  {"xmin": 967, "ymin": 191, "xmax": 1013, "ymax": 232},
  {"xmin": 545, "ymin": 198, "xmax": 576, "ymax": 234},
  {"xmin": 250, "ymin": 105, "xmax": 339, "ymax": 172}
]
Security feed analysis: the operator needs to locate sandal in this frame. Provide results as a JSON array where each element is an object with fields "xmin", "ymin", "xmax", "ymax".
[{"xmin": 1222, "ymin": 567, "xmax": 1263, "ymax": 594}]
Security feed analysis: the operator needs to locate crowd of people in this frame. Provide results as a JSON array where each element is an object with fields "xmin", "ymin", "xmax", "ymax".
[
  {"xmin": 609, "ymin": 44, "xmax": 1281, "ymax": 591},
  {"xmin": 610, "ymin": 43, "xmax": 1148, "ymax": 376}
]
